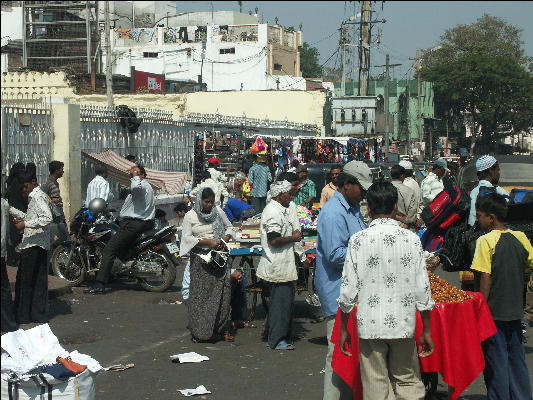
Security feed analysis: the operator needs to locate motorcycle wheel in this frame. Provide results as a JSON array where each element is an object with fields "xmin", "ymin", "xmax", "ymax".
[
  {"xmin": 137, "ymin": 251, "xmax": 176, "ymax": 292},
  {"xmin": 51, "ymin": 244, "xmax": 87, "ymax": 286}
]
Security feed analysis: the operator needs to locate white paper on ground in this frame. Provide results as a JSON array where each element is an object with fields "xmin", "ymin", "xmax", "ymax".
[
  {"xmin": 170, "ymin": 352, "xmax": 210, "ymax": 363},
  {"xmin": 178, "ymin": 385, "xmax": 211, "ymax": 396}
]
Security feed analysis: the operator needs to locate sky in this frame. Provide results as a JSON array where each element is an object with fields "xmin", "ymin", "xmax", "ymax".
[{"xmin": 176, "ymin": 1, "xmax": 533, "ymax": 79}]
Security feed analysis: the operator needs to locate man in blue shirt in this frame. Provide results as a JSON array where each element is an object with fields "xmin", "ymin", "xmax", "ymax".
[
  {"xmin": 316, "ymin": 160, "xmax": 373, "ymax": 400},
  {"xmin": 224, "ymin": 197, "xmax": 254, "ymax": 223}
]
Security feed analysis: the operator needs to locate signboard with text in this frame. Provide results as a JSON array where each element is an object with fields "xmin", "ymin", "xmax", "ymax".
[{"xmin": 134, "ymin": 70, "xmax": 164, "ymax": 93}]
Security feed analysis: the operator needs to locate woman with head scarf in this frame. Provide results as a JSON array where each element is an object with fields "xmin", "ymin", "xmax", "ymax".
[
  {"xmin": 258, "ymin": 180, "xmax": 303, "ymax": 350},
  {"xmin": 179, "ymin": 186, "xmax": 235, "ymax": 342}
]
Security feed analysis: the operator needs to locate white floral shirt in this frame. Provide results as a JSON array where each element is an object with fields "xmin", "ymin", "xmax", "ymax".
[{"xmin": 338, "ymin": 218, "xmax": 434, "ymax": 339}]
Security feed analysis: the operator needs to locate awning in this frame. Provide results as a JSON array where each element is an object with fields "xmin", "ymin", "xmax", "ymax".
[{"xmin": 82, "ymin": 149, "xmax": 189, "ymax": 195}]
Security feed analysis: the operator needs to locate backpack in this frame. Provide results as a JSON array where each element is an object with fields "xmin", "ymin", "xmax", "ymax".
[
  {"xmin": 421, "ymin": 176, "xmax": 470, "ymax": 234},
  {"xmin": 116, "ymin": 105, "xmax": 143, "ymax": 134},
  {"xmin": 439, "ymin": 219, "xmax": 471, "ymax": 272}
]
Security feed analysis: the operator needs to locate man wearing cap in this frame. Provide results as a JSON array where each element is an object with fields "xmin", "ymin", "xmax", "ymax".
[
  {"xmin": 207, "ymin": 158, "xmax": 231, "ymax": 184},
  {"xmin": 421, "ymin": 158, "xmax": 449, "ymax": 206},
  {"xmin": 248, "ymin": 154, "xmax": 272, "ymax": 213},
  {"xmin": 467, "ymin": 155, "xmax": 509, "ymax": 226},
  {"xmin": 294, "ymin": 164, "xmax": 317, "ymax": 209},
  {"xmin": 390, "ymin": 164, "xmax": 418, "ymax": 231},
  {"xmin": 316, "ymin": 161, "xmax": 372, "ymax": 400},
  {"xmin": 455, "ymin": 148, "xmax": 470, "ymax": 189}
]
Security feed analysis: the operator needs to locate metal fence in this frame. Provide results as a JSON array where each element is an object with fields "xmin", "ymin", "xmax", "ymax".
[
  {"xmin": 181, "ymin": 112, "xmax": 319, "ymax": 137},
  {"xmin": 1, "ymin": 99, "xmax": 53, "ymax": 190},
  {"xmin": 80, "ymin": 105, "xmax": 196, "ymax": 202}
]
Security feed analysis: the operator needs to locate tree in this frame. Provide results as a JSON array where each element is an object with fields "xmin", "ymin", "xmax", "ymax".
[
  {"xmin": 424, "ymin": 54, "xmax": 533, "ymax": 153},
  {"xmin": 421, "ymin": 14, "xmax": 533, "ymax": 153},
  {"xmin": 300, "ymin": 42, "xmax": 323, "ymax": 78},
  {"xmin": 421, "ymin": 14, "xmax": 532, "ymax": 71}
]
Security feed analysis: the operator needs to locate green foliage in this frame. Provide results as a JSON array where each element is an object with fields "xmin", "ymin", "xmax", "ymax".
[
  {"xmin": 424, "ymin": 54, "xmax": 533, "ymax": 143},
  {"xmin": 420, "ymin": 14, "xmax": 533, "ymax": 149},
  {"xmin": 300, "ymin": 42, "xmax": 323, "ymax": 78}
]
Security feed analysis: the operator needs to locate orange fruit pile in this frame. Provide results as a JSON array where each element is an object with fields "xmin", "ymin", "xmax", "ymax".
[{"xmin": 428, "ymin": 271, "xmax": 474, "ymax": 304}]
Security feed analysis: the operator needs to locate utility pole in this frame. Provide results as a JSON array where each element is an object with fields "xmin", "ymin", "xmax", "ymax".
[
  {"xmin": 341, "ymin": 25, "xmax": 346, "ymax": 96},
  {"xmin": 375, "ymin": 55, "xmax": 401, "ymax": 160},
  {"xmin": 360, "ymin": 0, "xmax": 371, "ymax": 96},
  {"xmin": 417, "ymin": 49, "xmax": 422, "ymax": 158},
  {"xmin": 104, "ymin": 1, "xmax": 114, "ymax": 106}
]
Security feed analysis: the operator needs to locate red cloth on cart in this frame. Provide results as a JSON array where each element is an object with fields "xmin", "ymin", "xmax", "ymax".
[{"xmin": 331, "ymin": 292, "xmax": 496, "ymax": 400}]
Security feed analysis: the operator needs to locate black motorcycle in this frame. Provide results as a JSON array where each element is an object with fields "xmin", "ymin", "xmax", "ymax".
[{"xmin": 51, "ymin": 208, "xmax": 178, "ymax": 292}]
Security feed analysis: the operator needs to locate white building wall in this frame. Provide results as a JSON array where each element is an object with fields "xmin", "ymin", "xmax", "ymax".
[
  {"xmin": 1, "ymin": 6, "xmax": 23, "ymax": 44},
  {"xmin": 109, "ymin": 24, "xmax": 296, "ymax": 92}
]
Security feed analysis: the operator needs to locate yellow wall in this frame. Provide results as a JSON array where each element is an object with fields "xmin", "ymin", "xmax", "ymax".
[{"xmin": 2, "ymin": 72, "xmax": 326, "ymax": 126}]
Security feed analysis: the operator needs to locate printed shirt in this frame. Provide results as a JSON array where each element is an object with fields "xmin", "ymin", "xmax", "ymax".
[
  {"xmin": 41, "ymin": 176, "xmax": 63, "ymax": 207},
  {"xmin": 467, "ymin": 180, "xmax": 509, "ymax": 226},
  {"xmin": 294, "ymin": 179, "xmax": 317, "ymax": 207},
  {"xmin": 9, "ymin": 186, "xmax": 53, "ymax": 251},
  {"xmin": 257, "ymin": 200, "xmax": 298, "ymax": 283},
  {"xmin": 471, "ymin": 229, "xmax": 533, "ymax": 321},
  {"xmin": 119, "ymin": 176, "xmax": 155, "ymax": 221},
  {"xmin": 338, "ymin": 218, "xmax": 434, "ymax": 339},
  {"xmin": 248, "ymin": 163, "xmax": 272, "ymax": 198},
  {"xmin": 85, "ymin": 175, "xmax": 113, "ymax": 207},
  {"xmin": 316, "ymin": 191, "xmax": 367, "ymax": 317},
  {"xmin": 319, "ymin": 183, "xmax": 337, "ymax": 208}
]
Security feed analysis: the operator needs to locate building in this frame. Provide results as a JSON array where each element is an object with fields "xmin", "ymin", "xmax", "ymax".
[
  {"xmin": 106, "ymin": 11, "xmax": 304, "ymax": 92},
  {"xmin": 334, "ymin": 79, "xmax": 435, "ymax": 153},
  {"xmin": 331, "ymin": 96, "xmax": 377, "ymax": 137},
  {"xmin": 98, "ymin": 1, "xmax": 178, "ymax": 29}
]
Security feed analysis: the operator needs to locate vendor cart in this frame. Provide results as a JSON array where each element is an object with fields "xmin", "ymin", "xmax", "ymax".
[{"xmin": 228, "ymin": 235, "xmax": 317, "ymax": 321}]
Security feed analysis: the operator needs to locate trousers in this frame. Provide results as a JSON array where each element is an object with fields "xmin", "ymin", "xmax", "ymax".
[
  {"xmin": 323, "ymin": 315, "xmax": 354, "ymax": 400},
  {"xmin": 15, "ymin": 246, "xmax": 48, "ymax": 324},
  {"xmin": 482, "ymin": 319, "xmax": 532, "ymax": 400},
  {"xmin": 1, "ymin": 258, "xmax": 18, "ymax": 332},
  {"xmin": 250, "ymin": 197, "xmax": 266, "ymax": 214},
  {"xmin": 264, "ymin": 281, "xmax": 295, "ymax": 349},
  {"xmin": 96, "ymin": 218, "xmax": 154, "ymax": 284},
  {"xmin": 358, "ymin": 338, "xmax": 425, "ymax": 400}
]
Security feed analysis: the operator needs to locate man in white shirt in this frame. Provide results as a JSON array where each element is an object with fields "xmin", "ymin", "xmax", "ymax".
[
  {"xmin": 421, "ymin": 158, "xmax": 448, "ymax": 206},
  {"xmin": 338, "ymin": 181, "xmax": 434, "ymax": 399},
  {"xmin": 85, "ymin": 165, "xmax": 155, "ymax": 294},
  {"xmin": 9, "ymin": 172, "xmax": 53, "ymax": 324},
  {"xmin": 467, "ymin": 155, "xmax": 509, "ymax": 226},
  {"xmin": 191, "ymin": 171, "xmax": 230, "ymax": 209},
  {"xmin": 207, "ymin": 157, "xmax": 230, "ymax": 184},
  {"xmin": 399, "ymin": 160, "xmax": 424, "ymax": 226},
  {"xmin": 258, "ymin": 180, "xmax": 302, "ymax": 350},
  {"xmin": 85, "ymin": 165, "xmax": 114, "ymax": 207}
]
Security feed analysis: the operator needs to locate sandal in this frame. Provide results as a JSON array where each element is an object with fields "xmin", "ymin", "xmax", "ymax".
[
  {"xmin": 223, "ymin": 331, "xmax": 235, "ymax": 342},
  {"xmin": 274, "ymin": 340, "xmax": 295, "ymax": 350},
  {"xmin": 233, "ymin": 320, "xmax": 257, "ymax": 329}
]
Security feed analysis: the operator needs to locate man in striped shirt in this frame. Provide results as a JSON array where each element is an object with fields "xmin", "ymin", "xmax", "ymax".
[
  {"xmin": 86, "ymin": 165, "xmax": 114, "ymax": 207},
  {"xmin": 248, "ymin": 154, "xmax": 272, "ymax": 213}
]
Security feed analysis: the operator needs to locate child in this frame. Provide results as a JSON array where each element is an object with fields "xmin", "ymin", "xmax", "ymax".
[{"xmin": 471, "ymin": 193, "xmax": 533, "ymax": 400}]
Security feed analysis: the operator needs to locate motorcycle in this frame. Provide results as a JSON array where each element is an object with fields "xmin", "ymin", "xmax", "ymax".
[{"xmin": 51, "ymin": 208, "xmax": 178, "ymax": 292}]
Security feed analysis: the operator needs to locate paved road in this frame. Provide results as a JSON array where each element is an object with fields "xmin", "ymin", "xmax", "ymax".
[{"xmin": 40, "ymin": 266, "xmax": 532, "ymax": 400}]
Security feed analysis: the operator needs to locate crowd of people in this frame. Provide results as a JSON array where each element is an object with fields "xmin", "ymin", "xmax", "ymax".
[{"xmin": 2, "ymin": 150, "xmax": 532, "ymax": 400}]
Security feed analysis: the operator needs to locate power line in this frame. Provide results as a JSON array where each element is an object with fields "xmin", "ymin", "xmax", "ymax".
[{"xmin": 307, "ymin": 30, "xmax": 339, "ymax": 47}]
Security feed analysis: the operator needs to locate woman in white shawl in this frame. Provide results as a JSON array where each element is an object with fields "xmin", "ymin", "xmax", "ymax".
[{"xmin": 179, "ymin": 186, "xmax": 234, "ymax": 342}]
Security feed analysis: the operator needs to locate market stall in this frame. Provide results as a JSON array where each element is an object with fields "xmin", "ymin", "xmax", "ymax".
[{"xmin": 329, "ymin": 269, "xmax": 497, "ymax": 400}]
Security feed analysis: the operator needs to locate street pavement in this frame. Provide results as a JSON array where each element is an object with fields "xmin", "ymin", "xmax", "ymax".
[{"xmin": 15, "ymin": 265, "xmax": 533, "ymax": 399}]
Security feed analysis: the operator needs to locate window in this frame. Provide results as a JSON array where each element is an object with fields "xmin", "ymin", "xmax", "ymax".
[
  {"xmin": 340, "ymin": 109, "xmax": 345, "ymax": 122},
  {"xmin": 274, "ymin": 63, "xmax": 282, "ymax": 71},
  {"xmin": 143, "ymin": 52, "xmax": 158, "ymax": 58},
  {"xmin": 219, "ymin": 48, "xmax": 235, "ymax": 54}
]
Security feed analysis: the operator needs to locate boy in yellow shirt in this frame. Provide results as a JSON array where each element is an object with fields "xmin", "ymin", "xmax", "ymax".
[{"xmin": 471, "ymin": 193, "xmax": 532, "ymax": 400}]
